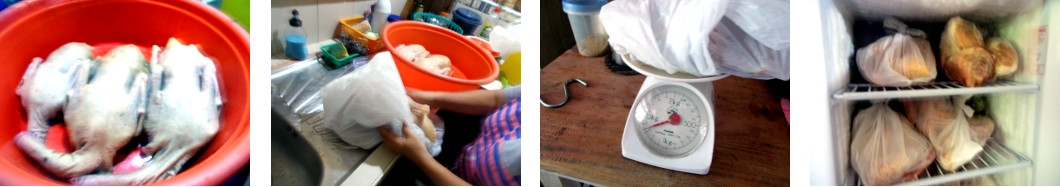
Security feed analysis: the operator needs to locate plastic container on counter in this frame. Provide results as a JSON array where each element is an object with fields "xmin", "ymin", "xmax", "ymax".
[
  {"xmin": 282, "ymin": 9, "xmax": 308, "ymax": 60},
  {"xmin": 320, "ymin": 43, "xmax": 362, "ymax": 69},
  {"xmin": 452, "ymin": 8, "xmax": 482, "ymax": 35},
  {"xmin": 562, "ymin": 0, "xmax": 609, "ymax": 57},
  {"xmin": 412, "ymin": 12, "xmax": 464, "ymax": 34},
  {"xmin": 370, "ymin": 0, "xmax": 391, "ymax": 33},
  {"xmin": 339, "ymin": 16, "xmax": 387, "ymax": 54}
]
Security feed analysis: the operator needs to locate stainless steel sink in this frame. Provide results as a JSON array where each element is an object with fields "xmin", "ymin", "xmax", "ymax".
[
  {"xmin": 271, "ymin": 57, "xmax": 377, "ymax": 186},
  {"xmin": 271, "ymin": 111, "xmax": 323, "ymax": 186}
]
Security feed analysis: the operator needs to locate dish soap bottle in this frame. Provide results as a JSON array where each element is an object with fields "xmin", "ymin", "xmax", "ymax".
[
  {"xmin": 282, "ymin": 9, "xmax": 308, "ymax": 60},
  {"xmin": 370, "ymin": 0, "xmax": 391, "ymax": 34}
]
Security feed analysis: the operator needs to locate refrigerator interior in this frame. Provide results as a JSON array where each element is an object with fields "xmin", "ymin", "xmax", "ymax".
[{"xmin": 815, "ymin": 0, "xmax": 1060, "ymax": 185}]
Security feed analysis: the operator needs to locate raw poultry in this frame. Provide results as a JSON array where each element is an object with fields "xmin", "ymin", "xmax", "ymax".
[
  {"xmin": 70, "ymin": 39, "xmax": 222, "ymax": 185},
  {"xmin": 15, "ymin": 43, "xmax": 93, "ymax": 140},
  {"xmin": 396, "ymin": 44, "xmax": 453, "ymax": 76},
  {"xmin": 15, "ymin": 44, "xmax": 150, "ymax": 179}
]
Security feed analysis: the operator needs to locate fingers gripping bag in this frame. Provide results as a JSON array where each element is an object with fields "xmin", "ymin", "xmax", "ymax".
[
  {"xmin": 851, "ymin": 101, "xmax": 935, "ymax": 186},
  {"xmin": 856, "ymin": 18, "xmax": 938, "ymax": 86},
  {"xmin": 321, "ymin": 52, "xmax": 443, "ymax": 156},
  {"xmin": 600, "ymin": 0, "xmax": 728, "ymax": 77}
]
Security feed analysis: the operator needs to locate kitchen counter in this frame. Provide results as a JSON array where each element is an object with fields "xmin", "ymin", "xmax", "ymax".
[
  {"xmin": 272, "ymin": 40, "xmax": 506, "ymax": 90},
  {"xmin": 271, "ymin": 40, "xmax": 332, "ymax": 69},
  {"xmin": 539, "ymin": 48, "xmax": 790, "ymax": 186}
]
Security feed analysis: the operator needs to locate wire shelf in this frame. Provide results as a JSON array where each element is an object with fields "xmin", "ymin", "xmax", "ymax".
[
  {"xmin": 833, "ymin": 81, "xmax": 1038, "ymax": 100},
  {"xmin": 855, "ymin": 139, "xmax": 1032, "ymax": 186}
]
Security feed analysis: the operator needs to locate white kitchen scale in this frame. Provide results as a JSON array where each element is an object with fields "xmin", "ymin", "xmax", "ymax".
[{"xmin": 619, "ymin": 54, "xmax": 728, "ymax": 175}]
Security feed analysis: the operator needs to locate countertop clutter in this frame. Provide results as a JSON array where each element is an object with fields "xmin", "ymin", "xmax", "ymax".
[{"xmin": 539, "ymin": 48, "xmax": 789, "ymax": 186}]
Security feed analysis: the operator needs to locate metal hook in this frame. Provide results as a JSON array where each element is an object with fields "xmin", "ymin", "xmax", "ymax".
[{"xmin": 541, "ymin": 78, "xmax": 588, "ymax": 108}]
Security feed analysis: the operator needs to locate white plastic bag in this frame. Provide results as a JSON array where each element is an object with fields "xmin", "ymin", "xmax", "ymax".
[
  {"xmin": 903, "ymin": 96, "xmax": 982, "ymax": 171},
  {"xmin": 709, "ymin": 18, "xmax": 790, "ymax": 80},
  {"xmin": 321, "ymin": 52, "xmax": 442, "ymax": 156},
  {"xmin": 722, "ymin": 0, "xmax": 789, "ymax": 50},
  {"xmin": 856, "ymin": 18, "xmax": 937, "ymax": 86},
  {"xmin": 851, "ymin": 101, "xmax": 935, "ymax": 186},
  {"xmin": 489, "ymin": 24, "xmax": 521, "ymax": 60},
  {"xmin": 600, "ymin": 0, "xmax": 727, "ymax": 77}
]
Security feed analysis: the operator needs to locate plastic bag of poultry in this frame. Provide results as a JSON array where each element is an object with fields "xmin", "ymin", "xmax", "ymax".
[
  {"xmin": 710, "ymin": 0, "xmax": 790, "ymax": 80},
  {"xmin": 902, "ymin": 96, "xmax": 982, "ymax": 171},
  {"xmin": 968, "ymin": 115, "xmax": 995, "ymax": 146},
  {"xmin": 721, "ymin": 0, "xmax": 789, "ymax": 53},
  {"xmin": 856, "ymin": 18, "xmax": 938, "ymax": 86},
  {"xmin": 851, "ymin": 100, "xmax": 935, "ymax": 186},
  {"xmin": 321, "ymin": 52, "xmax": 442, "ymax": 156},
  {"xmin": 709, "ymin": 17, "xmax": 790, "ymax": 80},
  {"xmin": 600, "ymin": 0, "xmax": 727, "ymax": 77}
]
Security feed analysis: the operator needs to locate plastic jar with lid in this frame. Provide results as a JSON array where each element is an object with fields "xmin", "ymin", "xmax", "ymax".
[
  {"xmin": 452, "ymin": 8, "xmax": 482, "ymax": 35},
  {"xmin": 562, "ymin": 0, "xmax": 609, "ymax": 57}
]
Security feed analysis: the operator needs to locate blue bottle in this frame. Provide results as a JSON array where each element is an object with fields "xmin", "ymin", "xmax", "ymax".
[{"xmin": 282, "ymin": 10, "xmax": 308, "ymax": 60}]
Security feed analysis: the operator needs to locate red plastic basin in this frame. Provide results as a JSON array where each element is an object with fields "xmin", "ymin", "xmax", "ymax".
[
  {"xmin": 0, "ymin": 0, "xmax": 249, "ymax": 185},
  {"xmin": 382, "ymin": 21, "xmax": 499, "ymax": 92}
]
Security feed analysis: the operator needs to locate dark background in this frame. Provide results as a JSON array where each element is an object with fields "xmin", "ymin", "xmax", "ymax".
[{"xmin": 540, "ymin": 0, "xmax": 577, "ymax": 68}]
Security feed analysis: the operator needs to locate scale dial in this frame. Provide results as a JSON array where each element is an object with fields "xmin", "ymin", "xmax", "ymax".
[{"xmin": 632, "ymin": 84, "xmax": 709, "ymax": 157}]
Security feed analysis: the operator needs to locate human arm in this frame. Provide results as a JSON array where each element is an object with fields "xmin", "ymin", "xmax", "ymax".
[
  {"xmin": 407, "ymin": 88, "xmax": 506, "ymax": 115},
  {"xmin": 377, "ymin": 126, "xmax": 472, "ymax": 186}
]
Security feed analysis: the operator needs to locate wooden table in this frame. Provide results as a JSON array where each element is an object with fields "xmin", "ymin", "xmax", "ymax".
[{"xmin": 539, "ymin": 49, "xmax": 790, "ymax": 186}]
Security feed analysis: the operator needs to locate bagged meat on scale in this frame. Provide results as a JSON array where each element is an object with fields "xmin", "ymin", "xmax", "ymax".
[
  {"xmin": 851, "ymin": 101, "xmax": 934, "ymax": 186},
  {"xmin": 709, "ymin": 0, "xmax": 791, "ymax": 80},
  {"xmin": 855, "ymin": 18, "xmax": 937, "ymax": 86},
  {"xmin": 599, "ymin": 0, "xmax": 791, "ymax": 80}
]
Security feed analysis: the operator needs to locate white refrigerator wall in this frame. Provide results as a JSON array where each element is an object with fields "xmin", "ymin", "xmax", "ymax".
[
  {"xmin": 818, "ymin": 0, "xmax": 854, "ymax": 185},
  {"xmin": 811, "ymin": 0, "xmax": 1060, "ymax": 185},
  {"xmin": 807, "ymin": 0, "xmax": 834, "ymax": 184},
  {"xmin": 1032, "ymin": 1, "xmax": 1060, "ymax": 185}
]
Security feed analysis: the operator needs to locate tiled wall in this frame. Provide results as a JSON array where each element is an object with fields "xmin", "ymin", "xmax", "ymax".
[{"xmin": 271, "ymin": 0, "xmax": 409, "ymax": 54}]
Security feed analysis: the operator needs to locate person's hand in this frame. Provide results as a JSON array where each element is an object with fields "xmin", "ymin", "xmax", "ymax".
[
  {"xmin": 406, "ymin": 88, "xmax": 436, "ymax": 106},
  {"xmin": 378, "ymin": 125, "xmax": 429, "ymax": 161}
]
